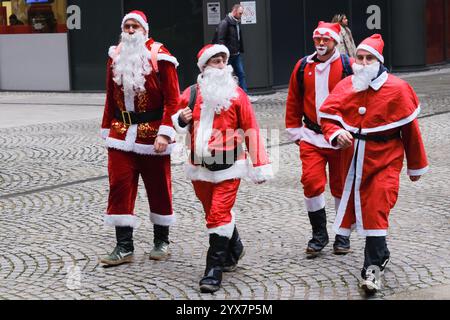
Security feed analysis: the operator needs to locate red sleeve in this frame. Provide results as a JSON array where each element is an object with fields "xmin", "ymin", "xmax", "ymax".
[
  {"xmin": 157, "ymin": 60, "xmax": 181, "ymax": 139},
  {"xmin": 401, "ymin": 119, "xmax": 429, "ymax": 176},
  {"xmin": 101, "ymin": 58, "xmax": 115, "ymax": 139},
  {"xmin": 285, "ymin": 60, "xmax": 304, "ymax": 141},
  {"xmin": 237, "ymin": 91, "xmax": 270, "ymax": 168}
]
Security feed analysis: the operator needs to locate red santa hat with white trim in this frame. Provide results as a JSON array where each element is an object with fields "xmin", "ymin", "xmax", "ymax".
[
  {"xmin": 356, "ymin": 33, "xmax": 385, "ymax": 63},
  {"xmin": 121, "ymin": 10, "xmax": 149, "ymax": 33},
  {"xmin": 196, "ymin": 44, "xmax": 230, "ymax": 71},
  {"xmin": 313, "ymin": 21, "xmax": 341, "ymax": 43}
]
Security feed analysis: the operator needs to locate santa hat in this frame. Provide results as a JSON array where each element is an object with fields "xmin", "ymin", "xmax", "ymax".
[
  {"xmin": 357, "ymin": 34, "xmax": 385, "ymax": 63},
  {"xmin": 196, "ymin": 44, "xmax": 230, "ymax": 71},
  {"xmin": 313, "ymin": 21, "xmax": 341, "ymax": 43},
  {"xmin": 121, "ymin": 10, "xmax": 149, "ymax": 33}
]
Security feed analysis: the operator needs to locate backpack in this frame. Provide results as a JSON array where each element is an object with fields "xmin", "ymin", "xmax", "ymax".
[
  {"xmin": 296, "ymin": 53, "xmax": 353, "ymax": 94},
  {"xmin": 187, "ymin": 84, "xmax": 197, "ymax": 110}
]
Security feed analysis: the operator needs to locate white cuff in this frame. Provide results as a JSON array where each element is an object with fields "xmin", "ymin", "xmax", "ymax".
[
  {"xmin": 101, "ymin": 128, "xmax": 110, "ymax": 140},
  {"xmin": 328, "ymin": 129, "xmax": 348, "ymax": 146},
  {"xmin": 157, "ymin": 125, "xmax": 177, "ymax": 142},
  {"xmin": 248, "ymin": 164, "xmax": 274, "ymax": 183},
  {"xmin": 407, "ymin": 165, "xmax": 429, "ymax": 176},
  {"xmin": 104, "ymin": 214, "xmax": 140, "ymax": 228},
  {"xmin": 286, "ymin": 127, "xmax": 303, "ymax": 142},
  {"xmin": 304, "ymin": 193, "xmax": 326, "ymax": 212},
  {"xmin": 171, "ymin": 110, "xmax": 191, "ymax": 134}
]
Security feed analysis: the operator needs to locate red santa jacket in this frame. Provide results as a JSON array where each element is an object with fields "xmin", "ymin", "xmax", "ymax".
[
  {"xmin": 172, "ymin": 86, "xmax": 273, "ymax": 184},
  {"xmin": 285, "ymin": 50, "xmax": 353, "ymax": 148},
  {"xmin": 319, "ymin": 71, "xmax": 429, "ymax": 236},
  {"xmin": 101, "ymin": 38, "xmax": 180, "ymax": 155}
]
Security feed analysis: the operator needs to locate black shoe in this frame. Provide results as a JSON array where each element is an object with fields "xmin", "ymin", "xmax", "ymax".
[
  {"xmin": 100, "ymin": 226, "xmax": 134, "ymax": 266},
  {"xmin": 333, "ymin": 234, "xmax": 351, "ymax": 255},
  {"xmin": 199, "ymin": 234, "xmax": 229, "ymax": 293},
  {"xmin": 306, "ymin": 209, "xmax": 329, "ymax": 258},
  {"xmin": 223, "ymin": 226, "xmax": 245, "ymax": 272}
]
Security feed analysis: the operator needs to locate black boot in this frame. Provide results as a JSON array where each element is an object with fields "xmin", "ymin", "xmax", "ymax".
[
  {"xmin": 150, "ymin": 224, "xmax": 170, "ymax": 260},
  {"xmin": 333, "ymin": 234, "xmax": 351, "ymax": 255},
  {"xmin": 100, "ymin": 226, "xmax": 134, "ymax": 266},
  {"xmin": 223, "ymin": 226, "xmax": 245, "ymax": 272},
  {"xmin": 306, "ymin": 208, "xmax": 329, "ymax": 258},
  {"xmin": 199, "ymin": 233, "xmax": 229, "ymax": 293}
]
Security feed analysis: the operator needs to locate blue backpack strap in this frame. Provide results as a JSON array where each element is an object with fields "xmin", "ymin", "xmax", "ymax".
[
  {"xmin": 296, "ymin": 55, "xmax": 309, "ymax": 94},
  {"xmin": 340, "ymin": 53, "xmax": 353, "ymax": 78}
]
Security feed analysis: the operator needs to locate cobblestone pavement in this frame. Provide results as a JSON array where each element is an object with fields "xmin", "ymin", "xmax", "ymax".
[{"xmin": 0, "ymin": 68, "xmax": 449, "ymax": 300}]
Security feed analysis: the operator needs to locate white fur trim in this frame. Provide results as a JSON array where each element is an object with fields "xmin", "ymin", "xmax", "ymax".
[
  {"xmin": 361, "ymin": 106, "xmax": 421, "ymax": 134},
  {"xmin": 157, "ymin": 54, "xmax": 179, "ymax": 68},
  {"xmin": 314, "ymin": 27, "xmax": 341, "ymax": 43},
  {"xmin": 208, "ymin": 210, "xmax": 235, "ymax": 239},
  {"xmin": 335, "ymin": 227, "xmax": 351, "ymax": 236},
  {"xmin": 105, "ymin": 136, "xmax": 176, "ymax": 155},
  {"xmin": 195, "ymin": 103, "xmax": 215, "ymax": 158},
  {"xmin": 357, "ymin": 44, "xmax": 384, "ymax": 63},
  {"xmin": 104, "ymin": 214, "xmax": 140, "ymax": 228},
  {"xmin": 364, "ymin": 229, "xmax": 388, "ymax": 236},
  {"xmin": 353, "ymin": 139, "xmax": 366, "ymax": 236},
  {"xmin": 122, "ymin": 13, "xmax": 149, "ymax": 32},
  {"xmin": 299, "ymin": 126, "xmax": 337, "ymax": 149},
  {"xmin": 101, "ymin": 128, "xmax": 110, "ymax": 140},
  {"xmin": 185, "ymin": 159, "xmax": 248, "ymax": 183},
  {"xmin": 318, "ymin": 112, "xmax": 362, "ymax": 133},
  {"xmin": 197, "ymin": 45, "xmax": 230, "ymax": 71},
  {"xmin": 286, "ymin": 127, "xmax": 303, "ymax": 142},
  {"xmin": 304, "ymin": 193, "xmax": 326, "ymax": 212},
  {"xmin": 150, "ymin": 212, "xmax": 176, "ymax": 226},
  {"xmin": 108, "ymin": 46, "xmax": 117, "ymax": 59},
  {"xmin": 407, "ymin": 166, "xmax": 429, "ymax": 176},
  {"xmin": 157, "ymin": 125, "xmax": 176, "ymax": 142},
  {"xmin": 329, "ymin": 129, "xmax": 348, "ymax": 146},
  {"xmin": 370, "ymin": 71, "xmax": 388, "ymax": 91},
  {"xmin": 124, "ymin": 91, "xmax": 135, "ymax": 112},
  {"xmin": 171, "ymin": 110, "xmax": 191, "ymax": 134},
  {"xmin": 248, "ymin": 164, "xmax": 274, "ymax": 183}
]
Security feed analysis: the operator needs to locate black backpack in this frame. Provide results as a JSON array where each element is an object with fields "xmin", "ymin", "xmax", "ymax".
[
  {"xmin": 187, "ymin": 84, "xmax": 197, "ymax": 110},
  {"xmin": 296, "ymin": 53, "xmax": 353, "ymax": 94}
]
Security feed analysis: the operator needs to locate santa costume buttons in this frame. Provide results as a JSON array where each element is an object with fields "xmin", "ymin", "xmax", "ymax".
[{"xmin": 358, "ymin": 106, "xmax": 367, "ymax": 115}]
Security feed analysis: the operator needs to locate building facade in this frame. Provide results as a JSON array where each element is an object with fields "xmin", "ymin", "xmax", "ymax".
[{"xmin": 0, "ymin": 0, "xmax": 449, "ymax": 92}]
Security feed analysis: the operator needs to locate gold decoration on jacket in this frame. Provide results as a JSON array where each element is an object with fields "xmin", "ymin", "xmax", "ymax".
[
  {"xmin": 114, "ymin": 90, "xmax": 125, "ymax": 111},
  {"xmin": 111, "ymin": 121, "xmax": 128, "ymax": 135},
  {"xmin": 138, "ymin": 123, "xmax": 158, "ymax": 139},
  {"xmin": 137, "ymin": 92, "xmax": 149, "ymax": 112}
]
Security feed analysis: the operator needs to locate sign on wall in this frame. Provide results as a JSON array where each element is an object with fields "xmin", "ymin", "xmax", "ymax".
[
  {"xmin": 207, "ymin": 2, "xmax": 221, "ymax": 25},
  {"xmin": 241, "ymin": 1, "xmax": 257, "ymax": 24}
]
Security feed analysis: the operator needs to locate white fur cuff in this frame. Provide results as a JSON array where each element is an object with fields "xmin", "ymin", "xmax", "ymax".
[
  {"xmin": 158, "ymin": 125, "xmax": 177, "ymax": 142},
  {"xmin": 171, "ymin": 110, "xmax": 191, "ymax": 134},
  {"xmin": 248, "ymin": 164, "xmax": 274, "ymax": 183}
]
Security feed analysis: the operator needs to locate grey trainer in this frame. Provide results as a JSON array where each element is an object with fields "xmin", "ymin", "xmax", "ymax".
[{"xmin": 149, "ymin": 240, "xmax": 170, "ymax": 260}]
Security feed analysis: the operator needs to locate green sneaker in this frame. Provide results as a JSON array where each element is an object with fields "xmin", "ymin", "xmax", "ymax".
[
  {"xmin": 149, "ymin": 240, "xmax": 170, "ymax": 260},
  {"xmin": 100, "ymin": 246, "xmax": 134, "ymax": 266}
]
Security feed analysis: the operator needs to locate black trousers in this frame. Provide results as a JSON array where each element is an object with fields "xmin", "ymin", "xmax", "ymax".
[{"xmin": 362, "ymin": 236, "xmax": 390, "ymax": 277}]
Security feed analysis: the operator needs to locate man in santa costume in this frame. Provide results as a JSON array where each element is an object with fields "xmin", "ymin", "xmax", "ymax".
[
  {"xmin": 319, "ymin": 34, "xmax": 429, "ymax": 293},
  {"xmin": 99, "ymin": 10, "xmax": 180, "ymax": 266},
  {"xmin": 172, "ymin": 44, "xmax": 273, "ymax": 293},
  {"xmin": 285, "ymin": 21, "xmax": 354, "ymax": 258}
]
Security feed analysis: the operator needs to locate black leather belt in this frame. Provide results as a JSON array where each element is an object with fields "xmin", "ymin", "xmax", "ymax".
[
  {"xmin": 191, "ymin": 145, "xmax": 243, "ymax": 172},
  {"xmin": 351, "ymin": 131, "xmax": 400, "ymax": 142},
  {"xmin": 303, "ymin": 115, "xmax": 322, "ymax": 134},
  {"xmin": 114, "ymin": 108, "xmax": 164, "ymax": 125}
]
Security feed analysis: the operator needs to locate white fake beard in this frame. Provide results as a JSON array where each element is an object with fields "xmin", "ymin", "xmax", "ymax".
[
  {"xmin": 112, "ymin": 31, "xmax": 151, "ymax": 96},
  {"xmin": 198, "ymin": 65, "xmax": 239, "ymax": 114},
  {"xmin": 316, "ymin": 46, "xmax": 328, "ymax": 56},
  {"xmin": 351, "ymin": 62, "xmax": 380, "ymax": 92}
]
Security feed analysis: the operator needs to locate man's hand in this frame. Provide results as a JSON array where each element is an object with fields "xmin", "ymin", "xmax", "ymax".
[
  {"xmin": 154, "ymin": 135, "xmax": 170, "ymax": 153},
  {"xmin": 180, "ymin": 107, "xmax": 193, "ymax": 124},
  {"xmin": 336, "ymin": 131, "xmax": 353, "ymax": 149},
  {"xmin": 409, "ymin": 175, "xmax": 421, "ymax": 182}
]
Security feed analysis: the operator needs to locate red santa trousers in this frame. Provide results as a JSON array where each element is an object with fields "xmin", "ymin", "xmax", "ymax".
[
  {"xmin": 192, "ymin": 178, "xmax": 240, "ymax": 238},
  {"xmin": 105, "ymin": 148, "xmax": 174, "ymax": 227},
  {"xmin": 299, "ymin": 141, "xmax": 343, "ymax": 212}
]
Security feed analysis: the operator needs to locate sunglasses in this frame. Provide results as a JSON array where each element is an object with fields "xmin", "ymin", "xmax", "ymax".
[
  {"xmin": 123, "ymin": 23, "xmax": 142, "ymax": 30},
  {"xmin": 313, "ymin": 37, "xmax": 331, "ymax": 45}
]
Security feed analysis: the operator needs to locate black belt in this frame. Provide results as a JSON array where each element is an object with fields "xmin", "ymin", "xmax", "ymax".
[
  {"xmin": 351, "ymin": 132, "xmax": 400, "ymax": 142},
  {"xmin": 191, "ymin": 145, "xmax": 243, "ymax": 172},
  {"xmin": 114, "ymin": 108, "xmax": 164, "ymax": 125},
  {"xmin": 303, "ymin": 115, "xmax": 322, "ymax": 134}
]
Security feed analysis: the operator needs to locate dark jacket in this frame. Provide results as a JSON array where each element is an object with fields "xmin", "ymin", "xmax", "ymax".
[{"xmin": 217, "ymin": 14, "xmax": 244, "ymax": 56}]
